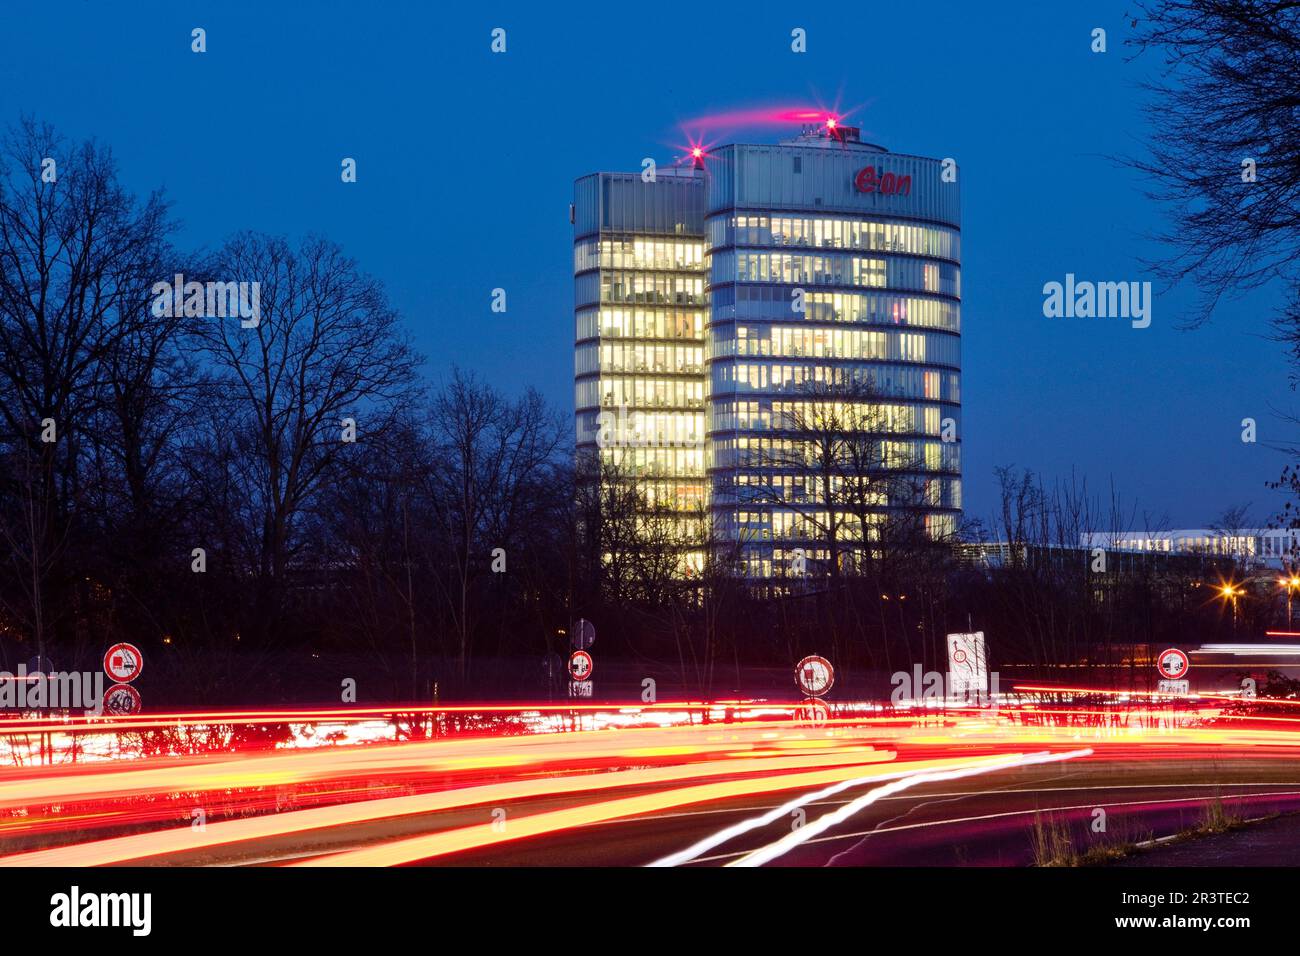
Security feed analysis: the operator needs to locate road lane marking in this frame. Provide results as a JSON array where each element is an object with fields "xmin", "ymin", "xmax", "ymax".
[
  {"xmin": 0, "ymin": 749, "xmax": 899, "ymax": 867},
  {"xmin": 290, "ymin": 755, "xmax": 1023, "ymax": 867},
  {"xmin": 623, "ymin": 782, "xmax": 1300, "ymax": 825},
  {"xmin": 685, "ymin": 789, "xmax": 1300, "ymax": 864},
  {"xmin": 648, "ymin": 749, "xmax": 1092, "ymax": 867},
  {"xmin": 724, "ymin": 749, "xmax": 1094, "ymax": 867}
]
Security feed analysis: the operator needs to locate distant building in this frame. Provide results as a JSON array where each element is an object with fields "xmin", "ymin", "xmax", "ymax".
[
  {"xmin": 959, "ymin": 540, "xmax": 1228, "ymax": 576},
  {"xmin": 574, "ymin": 121, "xmax": 962, "ymax": 578},
  {"xmin": 1079, "ymin": 529, "xmax": 1299, "ymax": 570},
  {"xmin": 705, "ymin": 125, "xmax": 961, "ymax": 577},
  {"xmin": 572, "ymin": 166, "xmax": 709, "ymax": 572}
]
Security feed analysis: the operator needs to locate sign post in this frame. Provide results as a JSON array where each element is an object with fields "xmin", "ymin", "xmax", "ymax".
[
  {"xmin": 1156, "ymin": 647, "xmax": 1189, "ymax": 681},
  {"xmin": 104, "ymin": 684, "xmax": 142, "ymax": 715},
  {"xmin": 102, "ymin": 642, "xmax": 144, "ymax": 715},
  {"xmin": 568, "ymin": 621, "xmax": 595, "ymax": 699},
  {"xmin": 572, "ymin": 619, "xmax": 595, "ymax": 651},
  {"xmin": 568, "ymin": 649, "xmax": 593, "ymax": 698},
  {"xmin": 793, "ymin": 656, "xmax": 834, "ymax": 728},
  {"xmin": 795, "ymin": 655, "xmax": 834, "ymax": 697},
  {"xmin": 795, "ymin": 698, "xmax": 830, "ymax": 727},
  {"xmin": 946, "ymin": 631, "xmax": 989, "ymax": 704},
  {"xmin": 103, "ymin": 642, "xmax": 144, "ymax": 684},
  {"xmin": 1155, "ymin": 647, "xmax": 1190, "ymax": 697}
]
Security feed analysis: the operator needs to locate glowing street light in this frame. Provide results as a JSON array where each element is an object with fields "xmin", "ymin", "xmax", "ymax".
[
  {"xmin": 1281, "ymin": 575, "xmax": 1300, "ymax": 625},
  {"xmin": 1220, "ymin": 583, "xmax": 1245, "ymax": 632}
]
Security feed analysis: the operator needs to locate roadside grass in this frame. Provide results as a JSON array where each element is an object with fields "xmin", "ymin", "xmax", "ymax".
[
  {"xmin": 1031, "ymin": 796, "xmax": 1263, "ymax": 867},
  {"xmin": 1195, "ymin": 795, "xmax": 1244, "ymax": 835},
  {"xmin": 1030, "ymin": 813, "xmax": 1077, "ymax": 866},
  {"xmin": 1030, "ymin": 811, "xmax": 1152, "ymax": 867}
]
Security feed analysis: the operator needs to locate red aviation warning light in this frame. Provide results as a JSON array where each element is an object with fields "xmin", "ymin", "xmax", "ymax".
[
  {"xmin": 679, "ymin": 135, "xmax": 712, "ymax": 169},
  {"xmin": 822, "ymin": 116, "xmax": 862, "ymax": 143}
]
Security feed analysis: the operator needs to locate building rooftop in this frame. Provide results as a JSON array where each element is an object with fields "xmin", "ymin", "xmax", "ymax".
[{"xmin": 778, "ymin": 123, "xmax": 888, "ymax": 152}]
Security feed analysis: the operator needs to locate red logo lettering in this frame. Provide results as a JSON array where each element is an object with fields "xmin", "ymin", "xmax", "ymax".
[{"xmin": 854, "ymin": 167, "xmax": 911, "ymax": 196}]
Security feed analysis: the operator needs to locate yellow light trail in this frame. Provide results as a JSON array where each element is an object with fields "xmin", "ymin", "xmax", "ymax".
[
  {"xmin": 6, "ymin": 707, "xmax": 1300, "ymax": 867},
  {"xmin": 725, "ymin": 748, "xmax": 1094, "ymax": 867},
  {"xmin": 293, "ymin": 753, "xmax": 1033, "ymax": 867},
  {"xmin": 0, "ymin": 719, "xmax": 879, "ymax": 809},
  {"xmin": 0, "ymin": 747, "xmax": 902, "ymax": 867}
]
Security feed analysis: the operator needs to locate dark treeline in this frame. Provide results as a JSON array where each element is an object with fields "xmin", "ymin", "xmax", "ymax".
[
  {"xmin": 0, "ymin": 119, "xmax": 1268, "ymax": 705},
  {"xmin": 0, "ymin": 119, "xmax": 571, "ymax": 703}
]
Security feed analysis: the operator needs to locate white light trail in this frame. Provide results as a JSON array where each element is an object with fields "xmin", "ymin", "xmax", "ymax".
[
  {"xmin": 724, "ymin": 748, "xmax": 1093, "ymax": 867},
  {"xmin": 1195, "ymin": 644, "xmax": 1300, "ymax": 657},
  {"xmin": 646, "ymin": 751, "xmax": 1074, "ymax": 868},
  {"xmin": 646, "ymin": 766, "xmax": 934, "ymax": 867}
]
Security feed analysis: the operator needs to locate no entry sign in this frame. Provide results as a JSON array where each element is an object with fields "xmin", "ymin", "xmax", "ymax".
[
  {"xmin": 1156, "ymin": 647, "xmax": 1189, "ymax": 680},
  {"xmin": 103, "ymin": 642, "xmax": 144, "ymax": 683}
]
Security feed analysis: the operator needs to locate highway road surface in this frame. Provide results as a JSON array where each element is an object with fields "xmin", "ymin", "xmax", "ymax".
[{"xmin": 2, "ymin": 698, "xmax": 1299, "ymax": 867}]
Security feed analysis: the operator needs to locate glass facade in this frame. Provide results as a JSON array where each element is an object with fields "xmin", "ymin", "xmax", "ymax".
[
  {"xmin": 574, "ymin": 130, "xmax": 962, "ymax": 580},
  {"xmin": 573, "ymin": 169, "xmax": 709, "ymax": 541},
  {"xmin": 704, "ymin": 132, "xmax": 962, "ymax": 578}
]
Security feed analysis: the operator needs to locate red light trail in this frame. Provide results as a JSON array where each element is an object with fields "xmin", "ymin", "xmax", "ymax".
[{"xmin": 2, "ymin": 699, "xmax": 1299, "ymax": 866}]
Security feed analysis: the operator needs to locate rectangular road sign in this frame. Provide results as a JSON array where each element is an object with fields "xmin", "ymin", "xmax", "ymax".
[
  {"xmin": 568, "ymin": 680, "xmax": 592, "ymax": 698},
  {"xmin": 946, "ymin": 631, "xmax": 988, "ymax": 697},
  {"xmin": 1157, "ymin": 679, "xmax": 1189, "ymax": 694}
]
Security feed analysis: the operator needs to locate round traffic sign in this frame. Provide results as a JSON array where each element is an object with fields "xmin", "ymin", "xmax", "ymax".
[
  {"xmin": 1156, "ymin": 647, "xmax": 1189, "ymax": 680},
  {"xmin": 103, "ymin": 642, "xmax": 144, "ymax": 683},
  {"xmin": 795, "ymin": 655, "xmax": 835, "ymax": 697},
  {"xmin": 572, "ymin": 619, "xmax": 595, "ymax": 650},
  {"xmin": 103, "ymin": 683, "xmax": 142, "ymax": 716},
  {"xmin": 568, "ymin": 650, "xmax": 593, "ymax": 681},
  {"xmin": 795, "ymin": 697, "xmax": 830, "ymax": 727}
]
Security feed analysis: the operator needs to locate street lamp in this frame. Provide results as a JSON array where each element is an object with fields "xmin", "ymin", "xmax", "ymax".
[
  {"xmin": 1220, "ymin": 583, "xmax": 1245, "ymax": 633},
  {"xmin": 1281, "ymin": 576, "xmax": 1300, "ymax": 626}
]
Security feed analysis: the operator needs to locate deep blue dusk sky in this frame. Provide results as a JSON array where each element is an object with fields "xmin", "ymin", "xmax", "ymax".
[{"xmin": 2, "ymin": 0, "xmax": 1291, "ymax": 529}]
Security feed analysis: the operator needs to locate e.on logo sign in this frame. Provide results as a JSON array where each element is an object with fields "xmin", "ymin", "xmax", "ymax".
[{"xmin": 854, "ymin": 166, "xmax": 912, "ymax": 196}]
